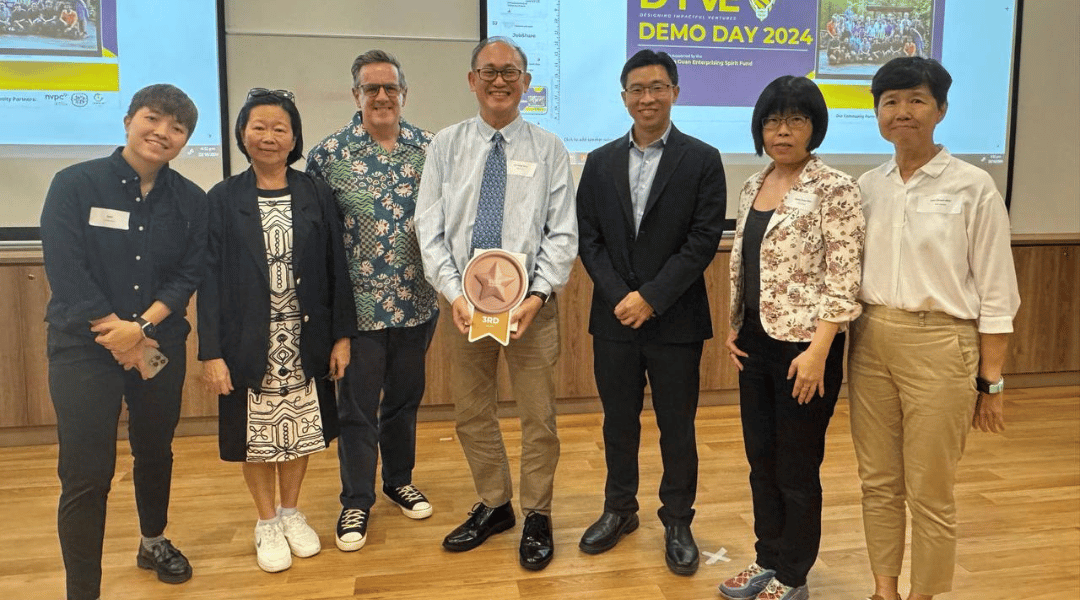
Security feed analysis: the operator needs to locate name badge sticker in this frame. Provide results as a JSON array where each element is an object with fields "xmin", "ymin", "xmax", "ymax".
[
  {"xmin": 784, "ymin": 191, "xmax": 819, "ymax": 213},
  {"xmin": 917, "ymin": 194, "xmax": 962, "ymax": 214},
  {"xmin": 88, "ymin": 207, "xmax": 130, "ymax": 230},
  {"xmin": 507, "ymin": 160, "xmax": 537, "ymax": 178}
]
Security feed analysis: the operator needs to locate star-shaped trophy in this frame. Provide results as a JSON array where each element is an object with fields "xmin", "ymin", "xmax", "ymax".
[{"xmin": 462, "ymin": 249, "xmax": 528, "ymax": 345}]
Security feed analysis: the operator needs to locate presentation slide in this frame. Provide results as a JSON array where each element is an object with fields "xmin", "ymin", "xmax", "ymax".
[
  {"xmin": 485, "ymin": 0, "xmax": 1020, "ymax": 216},
  {"xmin": 0, "ymin": 0, "xmax": 223, "ymax": 236}
]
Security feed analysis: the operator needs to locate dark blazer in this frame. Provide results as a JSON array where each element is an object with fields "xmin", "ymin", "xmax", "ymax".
[
  {"xmin": 197, "ymin": 167, "xmax": 357, "ymax": 390},
  {"xmin": 576, "ymin": 125, "xmax": 727, "ymax": 344}
]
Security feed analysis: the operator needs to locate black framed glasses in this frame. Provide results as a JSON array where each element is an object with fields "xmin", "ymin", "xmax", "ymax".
[
  {"xmin": 359, "ymin": 83, "xmax": 403, "ymax": 98},
  {"xmin": 624, "ymin": 83, "xmax": 675, "ymax": 98},
  {"xmin": 762, "ymin": 115, "xmax": 810, "ymax": 130},
  {"xmin": 246, "ymin": 88, "xmax": 295, "ymax": 102},
  {"xmin": 474, "ymin": 67, "xmax": 523, "ymax": 82}
]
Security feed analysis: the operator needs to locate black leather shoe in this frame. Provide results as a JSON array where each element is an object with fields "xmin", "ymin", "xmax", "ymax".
[
  {"xmin": 664, "ymin": 524, "xmax": 699, "ymax": 576},
  {"xmin": 519, "ymin": 512, "xmax": 554, "ymax": 570},
  {"xmin": 136, "ymin": 538, "xmax": 192, "ymax": 584},
  {"xmin": 578, "ymin": 511, "xmax": 639, "ymax": 555},
  {"xmin": 443, "ymin": 501, "xmax": 516, "ymax": 552}
]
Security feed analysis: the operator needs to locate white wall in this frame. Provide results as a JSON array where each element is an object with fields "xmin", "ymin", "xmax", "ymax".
[{"xmin": 223, "ymin": 0, "xmax": 1079, "ymax": 234}]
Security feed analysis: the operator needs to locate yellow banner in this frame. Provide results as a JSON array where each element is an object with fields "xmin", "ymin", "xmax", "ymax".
[{"xmin": 0, "ymin": 62, "xmax": 120, "ymax": 91}]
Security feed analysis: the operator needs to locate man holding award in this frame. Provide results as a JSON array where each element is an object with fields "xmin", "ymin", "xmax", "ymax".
[{"xmin": 415, "ymin": 36, "xmax": 577, "ymax": 571}]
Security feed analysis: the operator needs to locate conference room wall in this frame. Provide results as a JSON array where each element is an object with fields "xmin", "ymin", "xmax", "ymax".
[{"xmin": 223, "ymin": 0, "xmax": 1079, "ymax": 235}]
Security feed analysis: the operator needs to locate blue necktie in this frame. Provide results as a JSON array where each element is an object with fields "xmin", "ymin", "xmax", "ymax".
[{"xmin": 471, "ymin": 132, "xmax": 506, "ymax": 251}]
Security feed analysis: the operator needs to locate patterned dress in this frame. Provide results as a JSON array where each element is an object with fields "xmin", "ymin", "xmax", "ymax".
[{"xmin": 244, "ymin": 189, "xmax": 325, "ymax": 462}]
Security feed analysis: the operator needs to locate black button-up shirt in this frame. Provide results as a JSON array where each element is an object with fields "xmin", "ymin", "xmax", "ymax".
[{"xmin": 40, "ymin": 148, "xmax": 208, "ymax": 348}]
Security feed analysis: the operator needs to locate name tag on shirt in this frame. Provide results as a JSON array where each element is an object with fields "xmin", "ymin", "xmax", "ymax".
[
  {"xmin": 507, "ymin": 160, "xmax": 537, "ymax": 178},
  {"xmin": 917, "ymin": 194, "xmax": 962, "ymax": 214},
  {"xmin": 784, "ymin": 191, "xmax": 819, "ymax": 212},
  {"xmin": 88, "ymin": 207, "xmax": 130, "ymax": 230}
]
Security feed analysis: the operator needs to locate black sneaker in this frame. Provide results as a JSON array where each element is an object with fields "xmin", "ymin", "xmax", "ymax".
[
  {"xmin": 136, "ymin": 538, "xmax": 192, "ymax": 584},
  {"xmin": 335, "ymin": 507, "xmax": 369, "ymax": 552},
  {"xmin": 383, "ymin": 483, "xmax": 433, "ymax": 519}
]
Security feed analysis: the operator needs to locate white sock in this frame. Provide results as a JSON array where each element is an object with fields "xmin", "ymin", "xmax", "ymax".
[
  {"xmin": 278, "ymin": 506, "xmax": 298, "ymax": 517},
  {"xmin": 141, "ymin": 535, "xmax": 165, "ymax": 551},
  {"xmin": 257, "ymin": 515, "xmax": 280, "ymax": 527}
]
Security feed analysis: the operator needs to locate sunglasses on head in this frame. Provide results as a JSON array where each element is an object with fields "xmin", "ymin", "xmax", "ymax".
[{"xmin": 246, "ymin": 88, "xmax": 295, "ymax": 102}]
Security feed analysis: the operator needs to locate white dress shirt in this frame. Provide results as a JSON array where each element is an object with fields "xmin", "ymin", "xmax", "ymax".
[
  {"xmin": 857, "ymin": 147, "xmax": 1019, "ymax": 333},
  {"xmin": 415, "ymin": 114, "xmax": 578, "ymax": 302}
]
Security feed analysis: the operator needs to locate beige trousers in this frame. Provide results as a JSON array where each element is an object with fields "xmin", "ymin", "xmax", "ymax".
[
  {"xmin": 446, "ymin": 298, "xmax": 561, "ymax": 515},
  {"xmin": 848, "ymin": 305, "xmax": 979, "ymax": 596}
]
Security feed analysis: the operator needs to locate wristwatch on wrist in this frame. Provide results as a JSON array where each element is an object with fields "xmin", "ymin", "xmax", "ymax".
[
  {"xmin": 976, "ymin": 376, "xmax": 1004, "ymax": 394},
  {"xmin": 527, "ymin": 291, "xmax": 549, "ymax": 306},
  {"xmin": 135, "ymin": 317, "xmax": 157, "ymax": 339}
]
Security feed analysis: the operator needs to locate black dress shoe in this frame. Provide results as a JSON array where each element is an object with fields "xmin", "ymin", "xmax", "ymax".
[
  {"xmin": 664, "ymin": 524, "xmax": 699, "ymax": 575},
  {"xmin": 578, "ymin": 511, "xmax": 639, "ymax": 555},
  {"xmin": 519, "ymin": 512, "xmax": 554, "ymax": 571},
  {"xmin": 443, "ymin": 501, "xmax": 516, "ymax": 552},
  {"xmin": 136, "ymin": 538, "xmax": 192, "ymax": 584}
]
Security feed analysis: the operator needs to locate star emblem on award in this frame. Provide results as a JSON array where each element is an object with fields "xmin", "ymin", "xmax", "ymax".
[{"xmin": 462, "ymin": 249, "xmax": 528, "ymax": 345}]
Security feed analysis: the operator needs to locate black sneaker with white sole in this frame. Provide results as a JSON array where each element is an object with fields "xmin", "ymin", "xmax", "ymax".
[
  {"xmin": 383, "ymin": 483, "xmax": 433, "ymax": 519},
  {"xmin": 335, "ymin": 507, "xmax": 369, "ymax": 552}
]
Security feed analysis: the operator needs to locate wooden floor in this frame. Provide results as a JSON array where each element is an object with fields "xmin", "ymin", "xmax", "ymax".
[{"xmin": 1, "ymin": 386, "xmax": 1077, "ymax": 600}]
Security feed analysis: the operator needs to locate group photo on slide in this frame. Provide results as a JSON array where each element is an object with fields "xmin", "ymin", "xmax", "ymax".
[
  {"xmin": 817, "ymin": 0, "xmax": 939, "ymax": 76},
  {"xmin": 0, "ymin": 0, "xmax": 98, "ymax": 52}
]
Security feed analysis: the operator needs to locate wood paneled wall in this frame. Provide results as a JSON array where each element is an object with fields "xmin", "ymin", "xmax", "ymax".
[{"xmin": 1, "ymin": 243, "xmax": 1076, "ymax": 432}]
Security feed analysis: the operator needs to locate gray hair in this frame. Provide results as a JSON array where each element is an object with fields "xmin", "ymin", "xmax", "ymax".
[
  {"xmin": 470, "ymin": 36, "xmax": 528, "ymax": 73},
  {"xmin": 350, "ymin": 49, "xmax": 406, "ymax": 89}
]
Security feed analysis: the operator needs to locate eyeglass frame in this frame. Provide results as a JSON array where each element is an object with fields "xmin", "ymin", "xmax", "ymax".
[
  {"xmin": 474, "ymin": 67, "xmax": 524, "ymax": 83},
  {"xmin": 761, "ymin": 114, "xmax": 811, "ymax": 130},
  {"xmin": 623, "ymin": 83, "xmax": 676, "ymax": 99},
  {"xmin": 246, "ymin": 88, "xmax": 295, "ymax": 102},
  {"xmin": 357, "ymin": 83, "xmax": 404, "ymax": 98}
]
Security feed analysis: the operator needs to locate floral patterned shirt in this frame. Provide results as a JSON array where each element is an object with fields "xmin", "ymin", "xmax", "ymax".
[
  {"xmin": 307, "ymin": 114, "xmax": 438, "ymax": 330},
  {"xmin": 728, "ymin": 156, "xmax": 865, "ymax": 342}
]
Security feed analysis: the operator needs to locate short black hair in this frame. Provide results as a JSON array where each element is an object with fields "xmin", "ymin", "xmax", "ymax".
[
  {"xmin": 351, "ymin": 48, "xmax": 406, "ymax": 89},
  {"xmin": 471, "ymin": 36, "xmax": 528, "ymax": 73},
  {"xmin": 871, "ymin": 56, "xmax": 952, "ymax": 109},
  {"xmin": 235, "ymin": 92, "xmax": 304, "ymax": 165},
  {"xmin": 750, "ymin": 75, "xmax": 829, "ymax": 157},
  {"xmin": 620, "ymin": 49, "xmax": 678, "ymax": 89},
  {"xmin": 126, "ymin": 83, "xmax": 198, "ymax": 138}
]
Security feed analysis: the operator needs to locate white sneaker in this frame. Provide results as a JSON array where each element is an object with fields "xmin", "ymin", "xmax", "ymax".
[
  {"xmin": 279, "ymin": 509, "xmax": 321, "ymax": 558},
  {"xmin": 254, "ymin": 520, "xmax": 292, "ymax": 573}
]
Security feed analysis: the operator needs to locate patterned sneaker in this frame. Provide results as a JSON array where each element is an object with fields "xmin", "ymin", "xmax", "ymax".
[
  {"xmin": 383, "ymin": 483, "xmax": 433, "ymax": 519},
  {"xmin": 335, "ymin": 507, "xmax": 369, "ymax": 552},
  {"xmin": 719, "ymin": 563, "xmax": 777, "ymax": 599},
  {"xmin": 279, "ymin": 509, "xmax": 321, "ymax": 558},
  {"xmin": 755, "ymin": 578, "xmax": 809, "ymax": 600},
  {"xmin": 254, "ymin": 520, "xmax": 292, "ymax": 573}
]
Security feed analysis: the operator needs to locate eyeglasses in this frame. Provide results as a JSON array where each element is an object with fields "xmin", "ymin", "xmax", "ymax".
[
  {"xmin": 624, "ymin": 83, "xmax": 675, "ymax": 99},
  {"xmin": 247, "ymin": 88, "xmax": 295, "ymax": 102},
  {"xmin": 762, "ymin": 115, "xmax": 811, "ymax": 130},
  {"xmin": 359, "ymin": 83, "xmax": 403, "ymax": 97},
  {"xmin": 474, "ymin": 67, "xmax": 523, "ymax": 82}
]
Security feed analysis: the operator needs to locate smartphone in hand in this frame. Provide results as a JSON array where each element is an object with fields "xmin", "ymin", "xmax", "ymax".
[{"xmin": 141, "ymin": 346, "xmax": 169, "ymax": 379}]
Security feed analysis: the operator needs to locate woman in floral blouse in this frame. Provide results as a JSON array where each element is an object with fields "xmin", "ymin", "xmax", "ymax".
[{"xmin": 719, "ymin": 76, "xmax": 865, "ymax": 600}]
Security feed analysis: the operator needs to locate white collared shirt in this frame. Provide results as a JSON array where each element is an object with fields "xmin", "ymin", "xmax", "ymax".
[
  {"xmin": 857, "ymin": 147, "xmax": 1019, "ymax": 333},
  {"xmin": 627, "ymin": 122, "xmax": 672, "ymax": 235}
]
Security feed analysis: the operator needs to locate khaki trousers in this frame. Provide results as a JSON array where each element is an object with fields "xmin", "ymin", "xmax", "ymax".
[
  {"xmin": 446, "ymin": 298, "xmax": 561, "ymax": 514},
  {"xmin": 848, "ymin": 305, "xmax": 979, "ymax": 596}
]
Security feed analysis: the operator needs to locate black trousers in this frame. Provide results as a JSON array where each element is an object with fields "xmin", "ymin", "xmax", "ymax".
[
  {"xmin": 593, "ymin": 336, "xmax": 703, "ymax": 526},
  {"xmin": 48, "ymin": 337, "xmax": 186, "ymax": 600},
  {"xmin": 337, "ymin": 316, "xmax": 437, "ymax": 510},
  {"xmin": 737, "ymin": 310, "xmax": 844, "ymax": 588}
]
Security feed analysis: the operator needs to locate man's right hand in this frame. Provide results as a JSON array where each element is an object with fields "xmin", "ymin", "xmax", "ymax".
[{"xmin": 451, "ymin": 295, "xmax": 472, "ymax": 335}]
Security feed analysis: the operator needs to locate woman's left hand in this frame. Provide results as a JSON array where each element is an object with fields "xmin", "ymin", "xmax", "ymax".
[
  {"xmin": 329, "ymin": 338, "xmax": 350, "ymax": 380},
  {"xmin": 972, "ymin": 392, "xmax": 1006, "ymax": 433},
  {"xmin": 787, "ymin": 347, "xmax": 827, "ymax": 404}
]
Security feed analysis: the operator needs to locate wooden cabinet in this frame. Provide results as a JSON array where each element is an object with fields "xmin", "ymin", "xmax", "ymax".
[{"xmin": 1, "ymin": 242, "xmax": 1077, "ymax": 440}]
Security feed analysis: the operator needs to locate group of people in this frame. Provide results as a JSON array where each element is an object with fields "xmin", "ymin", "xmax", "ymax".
[
  {"xmin": 823, "ymin": 10, "xmax": 928, "ymax": 66},
  {"xmin": 0, "ymin": 0, "xmax": 90, "ymax": 39},
  {"xmin": 39, "ymin": 35, "xmax": 1019, "ymax": 600}
]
